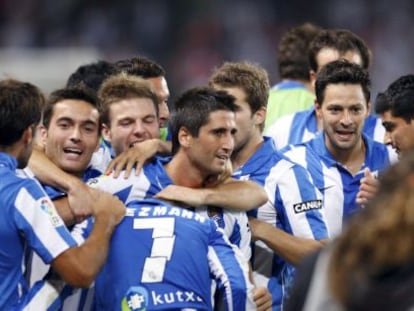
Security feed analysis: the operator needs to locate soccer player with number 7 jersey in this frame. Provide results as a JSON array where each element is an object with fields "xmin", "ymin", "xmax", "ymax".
[
  {"xmin": 93, "ymin": 198, "xmax": 254, "ymax": 311},
  {"xmin": 86, "ymin": 87, "xmax": 268, "ymax": 310}
]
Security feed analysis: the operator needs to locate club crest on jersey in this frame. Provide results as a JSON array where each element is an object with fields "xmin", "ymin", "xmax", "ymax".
[
  {"xmin": 39, "ymin": 198, "xmax": 63, "ymax": 227},
  {"xmin": 293, "ymin": 200, "xmax": 322, "ymax": 214},
  {"xmin": 122, "ymin": 286, "xmax": 149, "ymax": 311}
]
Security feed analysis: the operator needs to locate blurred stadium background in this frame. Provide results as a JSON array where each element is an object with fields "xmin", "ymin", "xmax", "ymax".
[{"xmin": 0, "ymin": 0, "xmax": 413, "ymax": 101}]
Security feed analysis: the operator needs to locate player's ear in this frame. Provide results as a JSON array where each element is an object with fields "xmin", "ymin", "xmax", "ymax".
[
  {"xmin": 178, "ymin": 126, "xmax": 192, "ymax": 148},
  {"xmin": 314, "ymin": 100, "xmax": 322, "ymax": 120},
  {"xmin": 38, "ymin": 124, "xmax": 48, "ymax": 146},
  {"xmin": 23, "ymin": 125, "xmax": 34, "ymax": 145},
  {"xmin": 101, "ymin": 123, "xmax": 111, "ymax": 142},
  {"xmin": 366, "ymin": 100, "xmax": 371, "ymax": 116},
  {"xmin": 254, "ymin": 106, "xmax": 266, "ymax": 127},
  {"xmin": 310, "ymin": 70, "xmax": 317, "ymax": 89}
]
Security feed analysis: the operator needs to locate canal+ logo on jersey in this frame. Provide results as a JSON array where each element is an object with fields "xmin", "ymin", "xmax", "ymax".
[
  {"xmin": 122, "ymin": 286, "xmax": 149, "ymax": 311},
  {"xmin": 293, "ymin": 200, "xmax": 323, "ymax": 214}
]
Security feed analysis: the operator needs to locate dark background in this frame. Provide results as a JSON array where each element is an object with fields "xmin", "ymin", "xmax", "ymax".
[{"xmin": 0, "ymin": 0, "xmax": 413, "ymax": 102}]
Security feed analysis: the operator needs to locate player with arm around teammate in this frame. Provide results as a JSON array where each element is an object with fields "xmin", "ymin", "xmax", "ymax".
[
  {"xmin": 0, "ymin": 78, "xmax": 125, "ymax": 310},
  {"xmin": 87, "ymin": 86, "xmax": 270, "ymax": 310},
  {"xmin": 91, "ymin": 198, "xmax": 255, "ymax": 311}
]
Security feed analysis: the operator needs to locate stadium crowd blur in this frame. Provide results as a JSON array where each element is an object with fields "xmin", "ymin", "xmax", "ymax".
[
  {"xmin": 0, "ymin": 0, "xmax": 413, "ymax": 97},
  {"xmin": 2, "ymin": 1, "xmax": 414, "ymax": 310}
]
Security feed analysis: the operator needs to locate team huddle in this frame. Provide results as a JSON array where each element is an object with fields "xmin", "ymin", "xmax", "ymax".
[{"xmin": 1, "ymin": 24, "xmax": 413, "ymax": 311}]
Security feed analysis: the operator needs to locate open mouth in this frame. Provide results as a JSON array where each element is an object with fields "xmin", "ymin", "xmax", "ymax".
[
  {"xmin": 63, "ymin": 147, "xmax": 83, "ymax": 155},
  {"xmin": 216, "ymin": 154, "xmax": 229, "ymax": 161},
  {"xmin": 335, "ymin": 130, "xmax": 354, "ymax": 141}
]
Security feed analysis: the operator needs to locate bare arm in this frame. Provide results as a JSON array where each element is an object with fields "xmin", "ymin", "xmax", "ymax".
[
  {"xmin": 107, "ymin": 139, "xmax": 172, "ymax": 178},
  {"xmin": 52, "ymin": 198, "xmax": 76, "ymax": 227},
  {"xmin": 249, "ymin": 218, "xmax": 327, "ymax": 266},
  {"xmin": 155, "ymin": 179, "xmax": 268, "ymax": 211},
  {"xmin": 28, "ymin": 148, "xmax": 93, "ymax": 220},
  {"xmin": 204, "ymin": 179, "xmax": 267, "ymax": 210},
  {"xmin": 51, "ymin": 190, "xmax": 125, "ymax": 287},
  {"xmin": 29, "ymin": 147, "xmax": 80, "ymax": 194},
  {"xmin": 52, "ymin": 184, "xmax": 105, "ymax": 226}
]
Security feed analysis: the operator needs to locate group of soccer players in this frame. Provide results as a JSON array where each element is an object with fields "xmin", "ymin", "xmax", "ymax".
[{"xmin": 1, "ymin": 23, "xmax": 414, "ymax": 311}]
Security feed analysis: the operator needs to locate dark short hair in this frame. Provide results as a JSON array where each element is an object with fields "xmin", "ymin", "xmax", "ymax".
[
  {"xmin": 170, "ymin": 87, "xmax": 239, "ymax": 155},
  {"xmin": 381, "ymin": 75, "xmax": 414, "ymax": 122},
  {"xmin": 0, "ymin": 79, "xmax": 44, "ymax": 146},
  {"xmin": 66, "ymin": 60, "xmax": 119, "ymax": 93},
  {"xmin": 374, "ymin": 92, "xmax": 390, "ymax": 115},
  {"xmin": 315, "ymin": 60, "xmax": 371, "ymax": 105},
  {"xmin": 43, "ymin": 87, "xmax": 101, "ymax": 131},
  {"xmin": 278, "ymin": 23, "xmax": 322, "ymax": 80},
  {"xmin": 115, "ymin": 56, "xmax": 166, "ymax": 78},
  {"xmin": 389, "ymin": 89, "xmax": 414, "ymax": 123},
  {"xmin": 309, "ymin": 29, "xmax": 371, "ymax": 72},
  {"xmin": 385, "ymin": 74, "xmax": 414, "ymax": 100}
]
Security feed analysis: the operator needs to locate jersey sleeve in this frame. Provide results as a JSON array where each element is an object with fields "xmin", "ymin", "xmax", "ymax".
[
  {"xmin": 207, "ymin": 223, "xmax": 255, "ymax": 311},
  {"xmin": 14, "ymin": 180, "xmax": 77, "ymax": 264},
  {"xmin": 228, "ymin": 211, "xmax": 252, "ymax": 261},
  {"xmin": 265, "ymin": 114, "xmax": 294, "ymax": 150},
  {"xmin": 275, "ymin": 165, "xmax": 329, "ymax": 240}
]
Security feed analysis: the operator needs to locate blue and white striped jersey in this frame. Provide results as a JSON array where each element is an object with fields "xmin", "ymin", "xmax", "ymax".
[
  {"xmin": 282, "ymin": 132, "xmax": 392, "ymax": 237},
  {"xmin": 89, "ymin": 140, "xmax": 114, "ymax": 174},
  {"xmin": 231, "ymin": 137, "xmax": 329, "ymax": 311},
  {"xmin": 0, "ymin": 153, "xmax": 77, "ymax": 310},
  {"xmin": 93, "ymin": 198, "xmax": 254, "ymax": 311},
  {"xmin": 88, "ymin": 156, "xmax": 252, "ymax": 260},
  {"xmin": 26, "ymin": 165, "xmax": 102, "ymax": 311},
  {"xmin": 266, "ymin": 106, "xmax": 387, "ymax": 150},
  {"xmin": 42, "ymin": 166, "xmax": 102, "ymax": 201}
]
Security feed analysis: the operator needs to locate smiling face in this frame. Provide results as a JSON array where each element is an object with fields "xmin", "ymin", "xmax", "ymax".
[
  {"xmin": 42, "ymin": 99, "xmax": 100, "ymax": 177},
  {"xmin": 316, "ymin": 83, "xmax": 369, "ymax": 155},
  {"xmin": 102, "ymin": 97, "xmax": 160, "ymax": 156},
  {"xmin": 184, "ymin": 110, "xmax": 236, "ymax": 177},
  {"xmin": 381, "ymin": 111, "xmax": 414, "ymax": 157}
]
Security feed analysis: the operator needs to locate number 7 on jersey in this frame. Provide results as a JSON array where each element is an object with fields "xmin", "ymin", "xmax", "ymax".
[{"xmin": 134, "ymin": 217, "xmax": 176, "ymax": 283}]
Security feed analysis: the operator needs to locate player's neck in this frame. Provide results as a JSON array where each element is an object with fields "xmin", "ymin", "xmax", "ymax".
[
  {"xmin": 232, "ymin": 133, "xmax": 264, "ymax": 171},
  {"xmin": 165, "ymin": 153, "xmax": 205, "ymax": 188},
  {"xmin": 328, "ymin": 138, "xmax": 366, "ymax": 175}
]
